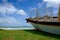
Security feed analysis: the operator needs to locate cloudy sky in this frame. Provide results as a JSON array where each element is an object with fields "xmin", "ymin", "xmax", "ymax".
[{"xmin": 0, "ymin": 0, "xmax": 60, "ymax": 26}]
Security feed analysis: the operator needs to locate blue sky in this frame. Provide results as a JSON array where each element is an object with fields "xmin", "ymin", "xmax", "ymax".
[{"xmin": 0, "ymin": 0, "xmax": 60, "ymax": 26}]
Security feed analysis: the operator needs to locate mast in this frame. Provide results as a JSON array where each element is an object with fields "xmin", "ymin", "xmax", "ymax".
[
  {"xmin": 29, "ymin": 11, "xmax": 32, "ymax": 18},
  {"xmin": 50, "ymin": 7, "xmax": 54, "ymax": 21},
  {"xmin": 44, "ymin": 7, "xmax": 48, "ymax": 21},
  {"xmin": 58, "ymin": 4, "xmax": 60, "ymax": 22},
  {"xmin": 34, "ymin": 8, "xmax": 40, "ymax": 18}
]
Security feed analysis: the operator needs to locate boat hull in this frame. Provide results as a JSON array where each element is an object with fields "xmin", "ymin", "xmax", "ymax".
[{"xmin": 30, "ymin": 22, "xmax": 60, "ymax": 35}]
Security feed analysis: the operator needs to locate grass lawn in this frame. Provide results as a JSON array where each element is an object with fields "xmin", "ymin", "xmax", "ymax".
[{"xmin": 0, "ymin": 30, "xmax": 60, "ymax": 40}]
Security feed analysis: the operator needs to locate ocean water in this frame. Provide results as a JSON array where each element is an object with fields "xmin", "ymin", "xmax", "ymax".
[
  {"xmin": 0, "ymin": 26, "xmax": 34, "ymax": 30},
  {"xmin": 0, "ymin": 26, "xmax": 34, "ymax": 28}
]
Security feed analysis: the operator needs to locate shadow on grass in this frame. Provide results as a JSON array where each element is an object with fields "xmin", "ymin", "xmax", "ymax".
[
  {"xmin": 0, "ymin": 29, "xmax": 4, "ymax": 30},
  {"xmin": 24, "ymin": 30, "xmax": 60, "ymax": 39}
]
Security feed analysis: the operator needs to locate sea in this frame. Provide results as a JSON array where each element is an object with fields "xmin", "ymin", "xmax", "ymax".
[{"xmin": 0, "ymin": 26, "xmax": 35, "ymax": 30}]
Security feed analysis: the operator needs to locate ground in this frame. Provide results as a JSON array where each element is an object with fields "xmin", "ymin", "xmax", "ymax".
[{"xmin": 0, "ymin": 30, "xmax": 60, "ymax": 40}]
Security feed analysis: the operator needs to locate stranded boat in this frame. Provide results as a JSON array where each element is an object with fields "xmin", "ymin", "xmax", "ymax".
[{"xmin": 26, "ymin": 4, "xmax": 60, "ymax": 35}]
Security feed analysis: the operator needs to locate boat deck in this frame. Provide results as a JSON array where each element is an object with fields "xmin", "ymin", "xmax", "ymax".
[{"xmin": 26, "ymin": 18, "xmax": 60, "ymax": 26}]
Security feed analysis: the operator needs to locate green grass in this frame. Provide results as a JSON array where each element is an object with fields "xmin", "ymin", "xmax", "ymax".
[{"xmin": 0, "ymin": 30, "xmax": 60, "ymax": 40}]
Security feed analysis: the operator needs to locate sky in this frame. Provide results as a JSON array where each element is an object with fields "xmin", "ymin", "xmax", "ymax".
[{"xmin": 0, "ymin": 0, "xmax": 60, "ymax": 26}]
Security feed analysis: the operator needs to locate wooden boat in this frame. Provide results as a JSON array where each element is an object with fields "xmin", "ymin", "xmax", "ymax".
[{"xmin": 26, "ymin": 4, "xmax": 60, "ymax": 35}]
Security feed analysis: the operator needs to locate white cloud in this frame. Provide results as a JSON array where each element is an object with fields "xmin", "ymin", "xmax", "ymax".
[
  {"xmin": 0, "ymin": 17, "xmax": 21, "ymax": 26},
  {"xmin": 0, "ymin": 1, "xmax": 28, "ymax": 26},
  {"xmin": 43, "ymin": 0, "xmax": 59, "ymax": 17},
  {"xmin": 0, "ymin": 16, "xmax": 32, "ymax": 26},
  {"xmin": 0, "ymin": 3, "xmax": 17, "ymax": 14},
  {"xmin": 44, "ymin": 0, "xmax": 60, "ymax": 3},
  {"xmin": 44, "ymin": 0, "xmax": 60, "ymax": 7},
  {"xmin": 16, "ymin": 9, "xmax": 26, "ymax": 16},
  {"xmin": 0, "ymin": 2, "xmax": 26, "ymax": 16}
]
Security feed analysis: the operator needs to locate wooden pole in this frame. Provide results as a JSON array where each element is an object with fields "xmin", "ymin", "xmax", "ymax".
[{"xmin": 58, "ymin": 4, "xmax": 60, "ymax": 22}]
